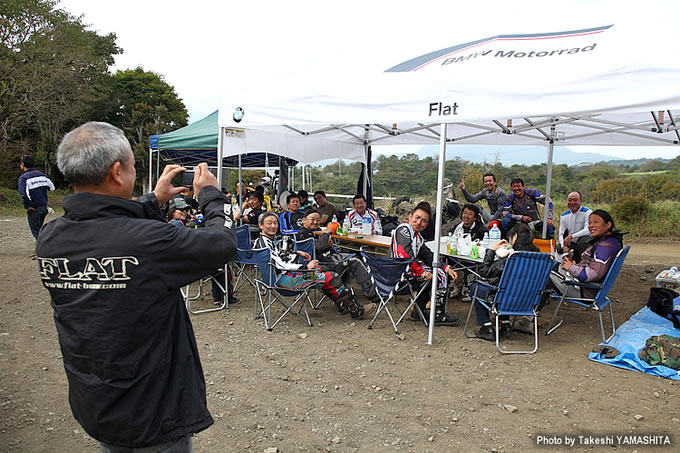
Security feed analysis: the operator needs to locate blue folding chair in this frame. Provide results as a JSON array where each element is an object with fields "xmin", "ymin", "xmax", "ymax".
[
  {"xmin": 463, "ymin": 251, "xmax": 554, "ymax": 354},
  {"xmin": 233, "ymin": 224, "xmax": 258, "ymax": 293},
  {"xmin": 252, "ymin": 247, "xmax": 313, "ymax": 331},
  {"xmin": 293, "ymin": 236, "xmax": 325, "ymax": 309},
  {"xmin": 361, "ymin": 249, "xmax": 429, "ymax": 335},
  {"xmin": 546, "ymin": 246, "xmax": 630, "ymax": 343}
]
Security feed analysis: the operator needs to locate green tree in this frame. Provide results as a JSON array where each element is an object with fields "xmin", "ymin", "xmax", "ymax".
[
  {"xmin": 0, "ymin": 0, "xmax": 120, "ymax": 186},
  {"xmin": 641, "ymin": 173, "xmax": 672, "ymax": 201},
  {"xmin": 592, "ymin": 177, "xmax": 641, "ymax": 203},
  {"xmin": 107, "ymin": 68, "xmax": 188, "ymax": 191},
  {"xmin": 639, "ymin": 159, "xmax": 664, "ymax": 172}
]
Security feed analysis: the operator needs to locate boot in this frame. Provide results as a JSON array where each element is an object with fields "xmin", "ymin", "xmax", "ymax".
[
  {"xmin": 434, "ymin": 288, "xmax": 459, "ymax": 326},
  {"xmin": 338, "ymin": 292, "xmax": 375, "ymax": 320}
]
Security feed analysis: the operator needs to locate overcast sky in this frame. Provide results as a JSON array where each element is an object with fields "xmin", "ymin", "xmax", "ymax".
[{"xmin": 57, "ymin": 0, "xmax": 680, "ymax": 161}]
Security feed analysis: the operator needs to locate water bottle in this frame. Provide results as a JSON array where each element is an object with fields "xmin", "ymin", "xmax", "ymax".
[
  {"xmin": 669, "ymin": 266, "xmax": 678, "ymax": 278},
  {"xmin": 331, "ymin": 214, "xmax": 338, "ymax": 224},
  {"xmin": 342, "ymin": 216, "xmax": 350, "ymax": 236},
  {"xmin": 362, "ymin": 214, "xmax": 372, "ymax": 235},
  {"xmin": 482, "ymin": 232, "xmax": 490, "ymax": 249},
  {"xmin": 489, "ymin": 224, "xmax": 501, "ymax": 246}
]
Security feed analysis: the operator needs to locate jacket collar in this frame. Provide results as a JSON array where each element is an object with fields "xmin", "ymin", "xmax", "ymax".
[{"xmin": 63, "ymin": 192, "xmax": 153, "ymax": 220}]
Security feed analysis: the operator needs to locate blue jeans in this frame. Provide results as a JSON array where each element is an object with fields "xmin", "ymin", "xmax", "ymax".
[
  {"xmin": 100, "ymin": 435, "xmax": 193, "ymax": 453},
  {"xmin": 469, "ymin": 281, "xmax": 509, "ymax": 325},
  {"xmin": 27, "ymin": 206, "xmax": 48, "ymax": 240}
]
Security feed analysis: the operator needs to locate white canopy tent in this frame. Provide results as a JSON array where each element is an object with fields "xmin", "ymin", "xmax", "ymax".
[{"xmin": 218, "ymin": 19, "xmax": 680, "ymax": 344}]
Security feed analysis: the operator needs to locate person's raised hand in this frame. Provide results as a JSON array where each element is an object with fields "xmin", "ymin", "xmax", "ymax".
[
  {"xmin": 193, "ymin": 163, "xmax": 218, "ymax": 196},
  {"xmin": 492, "ymin": 239, "xmax": 508, "ymax": 251},
  {"xmin": 154, "ymin": 164, "xmax": 186, "ymax": 206},
  {"xmin": 458, "ymin": 181, "xmax": 466, "ymax": 191}
]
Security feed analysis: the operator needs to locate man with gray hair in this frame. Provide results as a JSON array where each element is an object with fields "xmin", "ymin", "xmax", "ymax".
[{"xmin": 37, "ymin": 122, "xmax": 236, "ymax": 452}]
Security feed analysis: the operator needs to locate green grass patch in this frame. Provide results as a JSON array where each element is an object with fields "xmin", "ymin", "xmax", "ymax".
[
  {"xmin": 0, "ymin": 187, "xmax": 68, "ymax": 217},
  {"xmin": 620, "ymin": 170, "xmax": 670, "ymax": 177}
]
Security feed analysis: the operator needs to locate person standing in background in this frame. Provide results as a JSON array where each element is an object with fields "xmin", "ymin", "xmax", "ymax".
[{"xmin": 18, "ymin": 155, "xmax": 55, "ymax": 257}]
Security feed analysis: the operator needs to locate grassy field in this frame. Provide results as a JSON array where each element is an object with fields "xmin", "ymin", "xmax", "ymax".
[{"xmin": 0, "ymin": 187, "xmax": 67, "ymax": 216}]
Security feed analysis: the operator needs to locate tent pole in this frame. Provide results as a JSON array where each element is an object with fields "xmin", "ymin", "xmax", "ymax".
[
  {"xmin": 217, "ymin": 127, "xmax": 224, "ymax": 190},
  {"xmin": 427, "ymin": 123, "xmax": 448, "ymax": 345},
  {"xmin": 542, "ymin": 125, "xmax": 555, "ymax": 239},
  {"xmin": 238, "ymin": 154, "xmax": 243, "ymax": 226},
  {"xmin": 155, "ymin": 149, "xmax": 160, "ymax": 187},
  {"xmin": 148, "ymin": 148, "xmax": 153, "ymax": 193},
  {"xmin": 302, "ymin": 165, "xmax": 306, "ymax": 191},
  {"xmin": 363, "ymin": 127, "xmax": 369, "ymax": 198}
]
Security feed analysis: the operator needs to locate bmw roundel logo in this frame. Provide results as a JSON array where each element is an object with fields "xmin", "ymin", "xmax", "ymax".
[{"xmin": 233, "ymin": 107, "xmax": 244, "ymax": 123}]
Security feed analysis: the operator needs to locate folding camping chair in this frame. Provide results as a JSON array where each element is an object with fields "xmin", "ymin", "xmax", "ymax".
[
  {"xmin": 546, "ymin": 245, "xmax": 630, "ymax": 343},
  {"xmin": 252, "ymin": 247, "xmax": 314, "ymax": 331},
  {"xmin": 181, "ymin": 263, "xmax": 229, "ymax": 314},
  {"xmin": 463, "ymin": 251, "xmax": 554, "ymax": 354},
  {"xmin": 293, "ymin": 236, "xmax": 326, "ymax": 309},
  {"xmin": 361, "ymin": 249, "xmax": 429, "ymax": 335},
  {"xmin": 533, "ymin": 238, "xmax": 556, "ymax": 255},
  {"xmin": 233, "ymin": 224, "xmax": 258, "ymax": 293}
]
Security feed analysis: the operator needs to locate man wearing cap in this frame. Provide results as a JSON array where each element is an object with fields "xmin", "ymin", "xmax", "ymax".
[
  {"xmin": 296, "ymin": 209, "xmax": 378, "ymax": 302},
  {"xmin": 168, "ymin": 197, "xmax": 191, "ymax": 227},
  {"xmin": 36, "ymin": 121, "xmax": 235, "ymax": 452}
]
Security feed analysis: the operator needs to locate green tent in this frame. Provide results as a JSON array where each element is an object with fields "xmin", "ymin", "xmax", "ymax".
[{"xmin": 156, "ymin": 110, "xmax": 217, "ymax": 151}]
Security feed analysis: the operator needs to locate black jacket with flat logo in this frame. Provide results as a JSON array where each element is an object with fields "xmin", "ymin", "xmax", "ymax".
[{"xmin": 36, "ymin": 186, "xmax": 235, "ymax": 448}]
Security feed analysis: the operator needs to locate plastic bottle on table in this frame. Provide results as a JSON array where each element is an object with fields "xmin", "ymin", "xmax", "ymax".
[
  {"xmin": 447, "ymin": 233, "xmax": 456, "ymax": 255},
  {"xmin": 489, "ymin": 224, "xmax": 501, "ymax": 246},
  {"xmin": 482, "ymin": 232, "xmax": 490, "ymax": 249},
  {"xmin": 331, "ymin": 214, "xmax": 338, "ymax": 224},
  {"xmin": 342, "ymin": 216, "xmax": 350, "ymax": 236},
  {"xmin": 362, "ymin": 214, "xmax": 372, "ymax": 235},
  {"xmin": 471, "ymin": 242, "xmax": 479, "ymax": 259}
]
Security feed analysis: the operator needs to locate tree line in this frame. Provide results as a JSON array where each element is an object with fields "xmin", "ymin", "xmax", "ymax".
[
  {"xmin": 0, "ymin": 0, "xmax": 188, "ymax": 191},
  {"xmin": 300, "ymin": 153, "xmax": 680, "ymax": 206}
]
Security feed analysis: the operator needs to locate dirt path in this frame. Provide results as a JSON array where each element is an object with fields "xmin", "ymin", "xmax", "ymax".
[{"xmin": 0, "ymin": 216, "xmax": 678, "ymax": 453}]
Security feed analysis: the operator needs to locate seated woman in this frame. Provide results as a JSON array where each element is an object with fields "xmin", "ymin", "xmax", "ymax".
[
  {"xmin": 254, "ymin": 212, "xmax": 375, "ymax": 319},
  {"xmin": 168, "ymin": 197, "xmax": 190, "ymax": 227},
  {"xmin": 549, "ymin": 209, "xmax": 623, "ymax": 299},
  {"xmin": 469, "ymin": 223, "xmax": 539, "ymax": 341}
]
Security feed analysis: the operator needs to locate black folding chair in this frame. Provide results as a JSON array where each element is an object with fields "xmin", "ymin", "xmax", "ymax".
[{"xmin": 361, "ymin": 249, "xmax": 429, "ymax": 335}]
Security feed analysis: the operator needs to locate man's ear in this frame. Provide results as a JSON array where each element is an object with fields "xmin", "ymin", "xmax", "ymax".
[{"xmin": 109, "ymin": 161, "xmax": 124, "ymax": 186}]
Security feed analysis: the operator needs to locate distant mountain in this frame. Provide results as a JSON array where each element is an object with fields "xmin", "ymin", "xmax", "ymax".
[
  {"xmin": 414, "ymin": 144, "xmax": 620, "ymax": 166},
  {"xmin": 311, "ymin": 145, "xmax": 670, "ymax": 167}
]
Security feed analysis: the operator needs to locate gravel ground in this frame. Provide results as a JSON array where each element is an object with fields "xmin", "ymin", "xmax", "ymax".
[{"xmin": 0, "ymin": 215, "xmax": 678, "ymax": 453}]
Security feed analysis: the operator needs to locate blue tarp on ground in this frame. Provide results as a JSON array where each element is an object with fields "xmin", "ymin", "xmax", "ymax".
[{"xmin": 589, "ymin": 306, "xmax": 680, "ymax": 380}]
